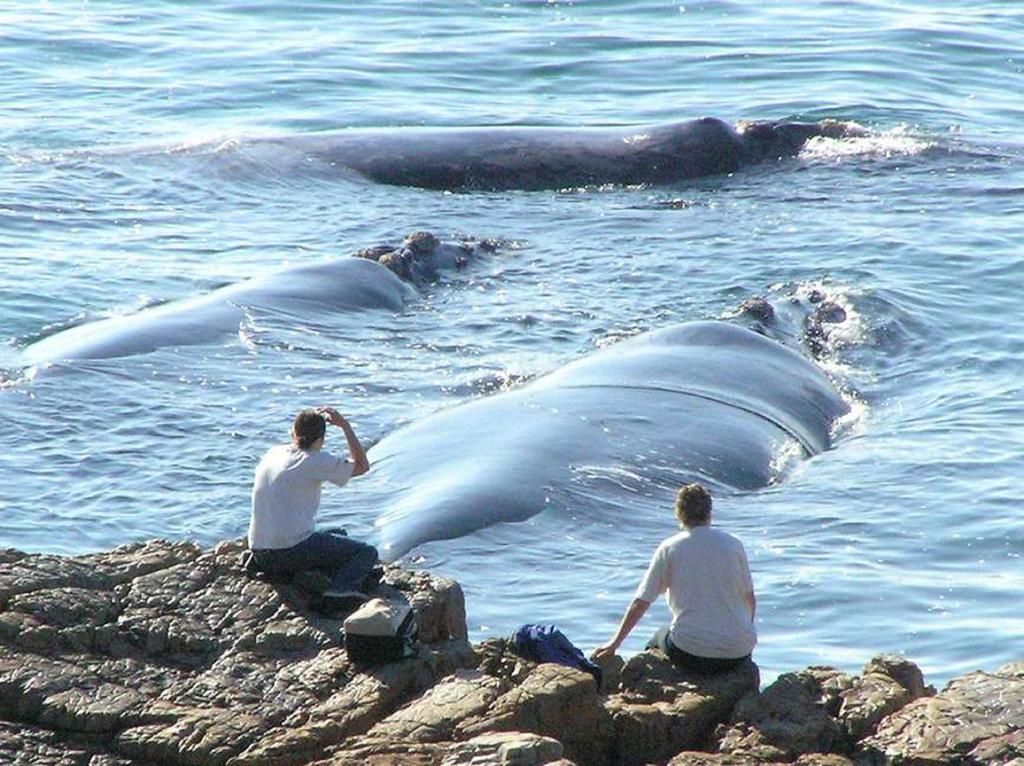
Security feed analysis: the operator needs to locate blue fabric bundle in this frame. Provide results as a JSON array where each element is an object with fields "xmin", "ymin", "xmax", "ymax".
[{"xmin": 511, "ymin": 623, "xmax": 603, "ymax": 687}]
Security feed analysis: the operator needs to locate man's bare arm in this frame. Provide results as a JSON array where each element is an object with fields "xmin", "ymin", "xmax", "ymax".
[{"xmin": 593, "ymin": 598, "xmax": 651, "ymax": 661}]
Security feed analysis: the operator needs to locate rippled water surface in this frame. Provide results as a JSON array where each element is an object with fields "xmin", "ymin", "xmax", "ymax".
[{"xmin": 2, "ymin": 1, "xmax": 1023, "ymax": 685}]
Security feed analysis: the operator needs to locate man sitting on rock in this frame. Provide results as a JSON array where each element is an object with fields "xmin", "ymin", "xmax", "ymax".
[
  {"xmin": 595, "ymin": 483, "xmax": 757, "ymax": 674},
  {"xmin": 247, "ymin": 407, "xmax": 378, "ymax": 603}
]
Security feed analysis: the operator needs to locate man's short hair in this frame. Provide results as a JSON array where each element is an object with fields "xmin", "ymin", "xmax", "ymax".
[
  {"xmin": 293, "ymin": 409, "xmax": 327, "ymax": 450},
  {"xmin": 675, "ymin": 483, "xmax": 712, "ymax": 527}
]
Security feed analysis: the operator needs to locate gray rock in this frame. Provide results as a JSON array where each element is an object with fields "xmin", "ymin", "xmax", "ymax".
[
  {"xmin": 607, "ymin": 651, "xmax": 760, "ymax": 766},
  {"xmin": 717, "ymin": 666, "xmax": 854, "ymax": 759},
  {"xmin": 837, "ymin": 655, "xmax": 931, "ymax": 745},
  {"xmin": 859, "ymin": 664, "xmax": 1024, "ymax": 765},
  {"xmin": 366, "ymin": 669, "xmax": 508, "ymax": 743},
  {"xmin": 618, "ymin": 650, "xmax": 760, "ymax": 704},
  {"xmin": 668, "ymin": 753, "xmax": 778, "ymax": 766},
  {"xmin": 0, "ymin": 539, "xmax": 474, "ymax": 766},
  {"xmin": 255, "ymin": 618, "xmax": 332, "ymax": 655},
  {"xmin": 0, "ymin": 719, "xmax": 137, "ymax": 765},
  {"xmin": 318, "ymin": 739, "xmax": 450, "ymax": 765},
  {"xmin": 668, "ymin": 749, "xmax": 852, "ymax": 766},
  {"xmin": 442, "ymin": 731, "xmax": 567, "ymax": 765},
  {"xmin": 230, "ymin": 648, "xmax": 473, "ymax": 766},
  {"xmin": 0, "ymin": 648, "xmax": 177, "ymax": 732},
  {"xmin": 589, "ymin": 650, "xmax": 625, "ymax": 695},
  {"xmin": 116, "ymin": 705, "xmax": 268, "ymax": 766},
  {"xmin": 8, "ymin": 586, "xmax": 122, "ymax": 629},
  {"xmin": 0, "ymin": 550, "xmax": 26, "ymax": 566},
  {"xmin": 861, "ymin": 654, "xmax": 932, "ymax": 699},
  {"xmin": 382, "ymin": 566, "xmax": 468, "ymax": 644},
  {"xmin": 0, "ymin": 556, "xmax": 111, "ymax": 609},
  {"xmin": 316, "ymin": 731, "xmax": 568, "ymax": 766},
  {"xmin": 116, "ymin": 546, "xmax": 287, "ymax": 659},
  {"xmin": 456, "ymin": 663, "xmax": 609, "ymax": 765},
  {"xmin": 838, "ymin": 673, "xmax": 909, "ymax": 748},
  {"xmin": 155, "ymin": 649, "xmax": 329, "ymax": 726},
  {"xmin": 475, "ymin": 637, "xmax": 537, "ymax": 686},
  {"xmin": 795, "ymin": 756, "xmax": 855, "ymax": 766},
  {"xmin": 0, "ymin": 540, "xmax": 198, "ymax": 610},
  {"xmin": 997, "ymin": 661, "xmax": 1024, "ymax": 678}
]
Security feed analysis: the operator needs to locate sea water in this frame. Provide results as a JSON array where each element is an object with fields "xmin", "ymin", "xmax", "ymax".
[{"xmin": 1, "ymin": 1, "xmax": 1022, "ymax": 686}]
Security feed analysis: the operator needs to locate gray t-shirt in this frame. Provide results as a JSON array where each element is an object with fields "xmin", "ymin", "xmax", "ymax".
[
  {"xmin": 635, "ymin": 525, "xmax": 756, "ymax": 659},
  {"xmin": 248, "ymin": 444, "xmax": 354, "ymax": 549}
]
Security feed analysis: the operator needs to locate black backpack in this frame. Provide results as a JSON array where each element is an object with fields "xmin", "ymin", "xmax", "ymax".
[{"xmin": 343, "ymin": 598, "xmax": 418, "ymax": 665}]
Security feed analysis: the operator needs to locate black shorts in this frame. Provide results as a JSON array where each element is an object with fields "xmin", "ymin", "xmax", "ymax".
[{"xmin": 647, "ymin": 625, "xmax": 751, "ymax": 674}]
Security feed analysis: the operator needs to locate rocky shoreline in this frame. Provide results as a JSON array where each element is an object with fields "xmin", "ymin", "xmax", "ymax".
[{"xmin": 0, "ymin": 540, "xmax": 1020, "ymax": 766}]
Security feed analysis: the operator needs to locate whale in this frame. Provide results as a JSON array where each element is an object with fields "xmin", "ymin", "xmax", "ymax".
[
  {"xmin": 257, "ymin": 117, "xmax": 865, "ymax": 191},
  {"xmin": 367, "ymin": 319, "xmax": 850, "ymax": 561},
  {"xmin": 20, "ymin": 232, "xmax": 488, "ymax": 368}
]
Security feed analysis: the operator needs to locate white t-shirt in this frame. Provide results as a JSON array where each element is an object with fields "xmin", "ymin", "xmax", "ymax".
[
  {"xmin": 635, "ymin": 525, "xmax": 756, "ymax": 659},
  {"xmin": 248, "ymin": 444, "xmax": 354, "ymax": 550}
]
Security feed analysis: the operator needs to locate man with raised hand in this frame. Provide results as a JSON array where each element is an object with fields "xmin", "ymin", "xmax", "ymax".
[{"xmin": 247, "ymin": 406, "xmax": 377, "ymax": 603}]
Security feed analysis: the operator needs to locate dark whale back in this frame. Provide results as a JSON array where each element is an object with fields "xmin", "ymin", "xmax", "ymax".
[
  {"xmin": 283, "ymin": 118, "xmax": 751, "ymax": 191},
  {"xmin": 268, "ymin": 117, "xmax": 863, "ymax": 191}
]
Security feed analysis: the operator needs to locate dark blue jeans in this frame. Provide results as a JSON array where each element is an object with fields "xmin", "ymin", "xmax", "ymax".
[
  {"xmin": 647, "ymin": 626, "xmax": 751, "ymax": 675},
  {"xmin": 251, "ymin": 529, "xmax": 379, "ymax": 592}
]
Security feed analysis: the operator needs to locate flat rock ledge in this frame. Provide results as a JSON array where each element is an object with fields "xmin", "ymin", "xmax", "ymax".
[{"xmin": 0, "ymin": 541, "xmax": 1020, "ymax": 766}]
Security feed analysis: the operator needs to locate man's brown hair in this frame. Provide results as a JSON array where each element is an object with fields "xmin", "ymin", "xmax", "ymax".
[
  {"xmin": 292, "ymin": 409, "xmax": 327, "ymax": 450},
  {"xmin": 674, "ymin": 483, "xmax": 712, "ymax": 527}
]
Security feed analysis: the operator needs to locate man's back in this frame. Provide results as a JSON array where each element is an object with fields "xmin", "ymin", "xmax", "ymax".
[
  {"xmin": 249, "ymin": 444, "xmax": 352, "ymax": 550},
  {"xmin": 646, "ymin": 526, "xmax": 756, "ymax": 658}
]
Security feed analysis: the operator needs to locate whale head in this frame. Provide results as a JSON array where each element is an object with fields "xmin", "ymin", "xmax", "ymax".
[
  {"xmin": 355, "ymin": 231, "xmax": 497, "ymax": 285},
  {"xmin": 738, "ymin": 120, "xmax": 868, "ymax": 163}
]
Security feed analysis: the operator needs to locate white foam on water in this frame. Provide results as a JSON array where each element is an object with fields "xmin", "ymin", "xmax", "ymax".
[
  {"xmin": 800, "ymin": 126, "xmax": 933, "ymax": 161},
  {"xmin": 621, "ymin": 132, "xmax": 652, "ymax": 145},
  {"xmin": 236, "ymin": 306, "xmax": 260, "ymax": 353},
  {"xmin": 768, "ymin": 438, "xmax": 806, "ymax": 484},
  {"xmin": 165, "ymin": 132, "xmax": 244, "ymax": 155},
  {"xmin": 796, "ymin": 281, "xmax": 868, "ymax": 344},
  {"xmin": 755, "ymin": 280, "xmax": 873, "ymax": 447}
]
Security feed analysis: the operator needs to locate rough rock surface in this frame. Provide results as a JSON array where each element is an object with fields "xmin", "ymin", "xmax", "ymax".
[
  {"xmin": 456, "ymin": 661, "xmax": 609, "ymax": 763},
  {"xmin": 0, "ymin": 539, "xmax": 471, "ymax": 766},
  {"xmin": 321, "ymin": 730, "xmax": 569, "ymax": 765},
  {"xmin": 713, "ymin": 655, "xmax": 936, "ymax": 763},
  {"xmin": 859, "ymin": 662, "xmax": 1024, "ymax": 766},
  {"xmin": 605, "ymin": 650, "xmax": 760, "ymax": 766},
  {"xmin": 365, "ymin": 669, "xmax": 509, "ymax": 743},
  {"xmin": 0, "ymin": 539, "xmax": 1020, "ymax": 765},
  {"xmin": 716, "ymin": 665, "xmax": 856, "ymax": 760},
  {"xmin": 837, "ymin": 654, "xmax": 933, "ymax": 745}
]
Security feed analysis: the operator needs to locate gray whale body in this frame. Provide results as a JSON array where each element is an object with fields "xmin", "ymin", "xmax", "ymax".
[
  {"xmin": 369, "ymin": 320, "xmax": 849, "ymax": 561},
  {"xmin": 270, "ymin": 118, "xmax": 863, "ymax": 191},
  {"xmin": 20, "ymin": 233, "xmax": 484, "ymax": 368}
]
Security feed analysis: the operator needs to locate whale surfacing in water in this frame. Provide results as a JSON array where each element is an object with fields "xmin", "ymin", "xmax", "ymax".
[
  {"xmin": 370, "ymin": 321, "xmax": 849, "ymax": 561},
  {"xmin": 20, "ymin": 233, "xmax": 489, "ymax": 368},
  {"xmin": 264, "ymin": 118, "xmax": 865, "ymax": 191}
]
